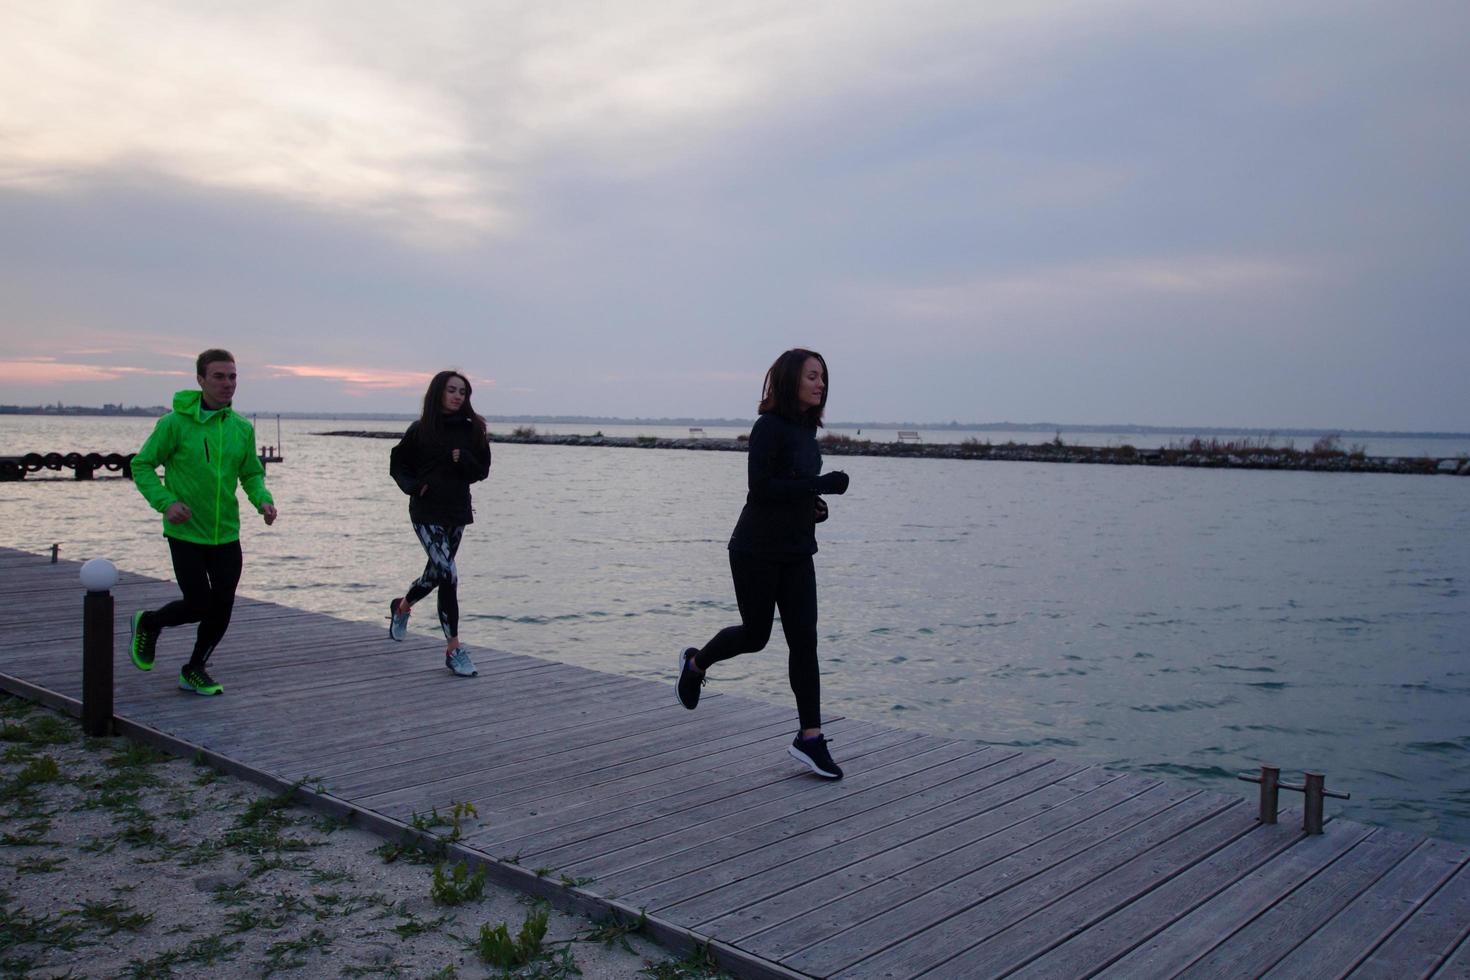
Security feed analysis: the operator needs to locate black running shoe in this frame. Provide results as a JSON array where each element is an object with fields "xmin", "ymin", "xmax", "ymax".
[
  {"xmin": 129, "ymin": 610, "xmax": 158, "ymax": 671},
  {"xmin": 788, "ymin": 734, "xmax": 843, "ymax": 779},
  {"xmin": 677, "ymin": 647, "xmax": 704, "ymax": 709},
  {"xmin": 178, "ymin": 664, "xmax": 223, "ymax": 696}
]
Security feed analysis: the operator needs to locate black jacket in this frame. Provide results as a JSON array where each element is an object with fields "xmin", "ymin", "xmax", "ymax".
[
  {"xmin": 728, "ymin": 412, "xmax": 848, "ymax": 556},
  {"xmin": 389, "ymin": 415, "xmax": 492, "ymax": 527}
]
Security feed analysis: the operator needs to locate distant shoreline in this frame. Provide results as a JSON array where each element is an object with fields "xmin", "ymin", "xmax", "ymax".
[
  {"xmin": 321, "ymin": 430, "xmax": 1470, "ymax": 477},
  {"xmin": 4, "ymin": 407, "xmax": 1467, "ymax": 441}
]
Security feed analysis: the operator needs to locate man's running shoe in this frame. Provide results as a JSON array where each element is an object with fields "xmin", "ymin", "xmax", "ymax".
[
  {"xmin": 178, "ymin": 665, "xmax": 223, "ymax": 696},
  {"xmin": 388, "ymin": 598, "xmax": 410, "ymax": 642},
  {"xmin": 446, "ymin": 646, "xmax": 478, "ymax": 677},
  {"xmin": 129, "ymin": 610, "xmax": 158, "ymax": 671},
  {"xmin": 677, "ymin": 647, "xmax": 705, "ymax": 710},
  {"xmin": 788, "ymin": 733, "xmax": 843, "ymax": 780}
]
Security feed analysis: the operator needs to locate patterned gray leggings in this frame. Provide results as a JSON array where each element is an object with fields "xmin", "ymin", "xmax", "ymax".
[{"xmin": 404, "ymin": 523, "xmax": 463, "ymax": 639}]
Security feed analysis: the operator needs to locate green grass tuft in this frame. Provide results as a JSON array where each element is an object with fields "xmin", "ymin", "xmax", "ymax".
[
  {"xmin": 259, "ymin": 927, "xmax": 332, "ymax": 975},
  {"xmin": 78, "ymin": 899, "xmax": 153, "ymax": 935},
  {"xmin": 430, "ymin": 859, "xmax": 487, "ymax": 906},
  {"xmin": 475, "ymin": 903, "xmax": 550, "ymax": 968},
  {"xmin": 580, "ymin": 910, "xmax": 646, "ymax": 952}
]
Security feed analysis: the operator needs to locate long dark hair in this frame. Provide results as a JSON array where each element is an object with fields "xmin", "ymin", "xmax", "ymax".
[
  {"xmin": 419, "ymin": 370, "xmax": 487, "ymax": 443},
  {"xmin": 757, "ymin": 348, "xmax": 827, "ymax": 427}
]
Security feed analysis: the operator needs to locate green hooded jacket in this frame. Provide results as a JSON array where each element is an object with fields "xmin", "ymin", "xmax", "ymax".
[{"xmin": 131, "ymin": 390, "xmax": 274, "ymax": 545}]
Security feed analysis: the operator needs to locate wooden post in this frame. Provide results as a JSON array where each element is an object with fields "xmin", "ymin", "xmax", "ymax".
[
  {"xmin": 82, "ymin": 589, "xmax": 114, "ymax": 737},
  {"xmin": 1303, "ymin": 771, "xmax": 1326, "ymax": 835},
  {"xmin": 1257, "ymin": 765, "xmax": 1280, "ymax": 824}
]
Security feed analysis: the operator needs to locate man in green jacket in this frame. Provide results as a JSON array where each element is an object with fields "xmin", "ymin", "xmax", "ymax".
[{"xmin": 128, "ymin": 349, "xmax": 279, "ymax": 695}]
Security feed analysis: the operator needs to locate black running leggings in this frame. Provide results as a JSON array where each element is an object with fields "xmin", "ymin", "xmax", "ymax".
[
  {"xmin": 405, "ymin": 523, "xmax": 464, "ymax": 640},
  {"xmin": 695, "ymin": 551, "xmax": 821, "ymax": 730},
  {"xmin": 148, "ymin": 538, "xmax": 243, "ymax": 669}
]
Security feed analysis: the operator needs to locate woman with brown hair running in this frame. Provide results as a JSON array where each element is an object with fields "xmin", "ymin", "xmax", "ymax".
[
  {"xmin": 677, "ymin": 348, "xmax": 850, "ymax": 778},
  {"xmin": 387, "ymin": 370, "xmax": 492, "ymax": 677}
]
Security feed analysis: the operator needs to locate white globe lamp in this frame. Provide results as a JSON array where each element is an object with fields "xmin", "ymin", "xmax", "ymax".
[{"xmin": 79, "ymin": 558, "xmax": 118, "ymax": 593}]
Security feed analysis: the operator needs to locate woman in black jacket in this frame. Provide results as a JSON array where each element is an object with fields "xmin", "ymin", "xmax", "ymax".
[
  {"xmin": 677, "ymin": 348, "xmax": 850, "ymax": 778},
  {"xmin": 388, "ymin": 370, "xmax": 492, "ymax": 677}
]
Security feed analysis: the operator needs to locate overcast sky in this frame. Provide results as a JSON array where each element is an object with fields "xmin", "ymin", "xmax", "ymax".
[{"xmin": 2, "ymin": 1, "xmax": 1466, "ymax": 429}]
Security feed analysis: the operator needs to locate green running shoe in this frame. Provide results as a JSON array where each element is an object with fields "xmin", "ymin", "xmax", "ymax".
[
  {"xmin": 129, "ymin": 610, "xmax": 158, "ymax": 671},
  {"xmin": 178, "ymin": 665, "xmax": 223, "ymax": 696}
]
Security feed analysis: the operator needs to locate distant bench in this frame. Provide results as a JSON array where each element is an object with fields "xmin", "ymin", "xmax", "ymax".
[
  {"xmin": 896, "ymin": 431, "xmax": 922, "ymax": 443},
  {"xmin": 688, "ymin": 427, "xmax": 705, "ymax": 438}
]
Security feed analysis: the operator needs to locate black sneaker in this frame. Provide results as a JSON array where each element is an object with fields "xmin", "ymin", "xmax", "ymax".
[
  {"xmin": 788, "ymin": 734, "xmax": 843, "ymax": 779},
  {"xmin": 178, "ymin": 664, "xmax": 223, "ymax": 696},
  {"xmin": 129, "ymin": 610, "xmax": 158, "ymax": 671},
  {"xmin": 677, "ymin": 647, "xmax": 704, "ymax": 709}
]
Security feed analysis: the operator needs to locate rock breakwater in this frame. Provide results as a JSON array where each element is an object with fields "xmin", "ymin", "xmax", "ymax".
[{"xmin": 320, "ymin": 431, "xmax": 1469, "ymax": 476}]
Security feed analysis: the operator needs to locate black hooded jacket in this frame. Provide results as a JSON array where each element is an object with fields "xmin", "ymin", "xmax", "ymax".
[
  {"xmin": 728, "ymin": 412, "xmax": 848, "ymax": 556},
  {"xmin": 389, "ymin": 415, "xmax": 492, "ymax": 527}
]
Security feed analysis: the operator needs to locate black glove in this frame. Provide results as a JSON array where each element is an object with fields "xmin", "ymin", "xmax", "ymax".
[{"xmin": 816, "ymin": 470, "xmax": 849, "ymax": 495}]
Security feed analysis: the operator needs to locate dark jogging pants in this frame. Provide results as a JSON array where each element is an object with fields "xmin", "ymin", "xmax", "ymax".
[
  {"xmin": 695, "ymin": 550, "xmax": 822, "ymax": 730},
  {"xmin": 145, "ymin": 537, "xmax": 243, "ymax": 669}
]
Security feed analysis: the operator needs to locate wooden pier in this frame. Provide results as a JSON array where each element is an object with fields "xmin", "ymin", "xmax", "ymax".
[
  {"xmin": 0, "ymin": 447, "xmax": 282, "ymax": 481},
  {"xmin": 1, "ymin": 545, "xmax": 1467, "ymax": 978}
]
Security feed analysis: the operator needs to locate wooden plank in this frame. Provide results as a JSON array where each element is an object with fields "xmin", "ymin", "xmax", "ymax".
[
  {"xmin": 1173, "ymin": 828, "xmax": 1425, "ymax": 978},
  {"xmin": 586, "ymin": 744, "xmax": 1012, "ymax": 902},
  {"xmin": 480, "ymin": 715, "xmax": 805, "ymax": 815},
  {"xmin": 682, "ymin": 763, "xmax": 1115, "ymax": 949},
  {"xmin": 949, "ymin": 799, "xmax": 1259, "ymax": 978},
  {"xmin": 342, "ymin": 696, "xmax": 802, "ymax": 802},
  {"xmin": 474, "ymin": 718, "xmax": 837, "ymax": 833},
  {"xmin": 1092, "ymin": 820, "xmax": 1376, "ymax": 978},
  {"xmin": 790, "ymin": 778, "xmax": 1188, "ymax": 977},
  {"xmin": 276, "ymin": 693, "xmax": 684, "ymax": 787},
  {"xmin": 477, "ymin": 731, "xmax": 969, "ymax": 851},
  {"xmin": 986, "ymin": 812, "xmax": 1305, "ymax": 980},
  {"xmin": 106, "ymin": 648, "xmax": 547, "ymax": 720},
  {"xmin": 516, "ymin": 732, "xmax": 956, "ymax": 873},
  {"xmin": 1263, "ymin": 838, "xmax": 1470, "ymax": 980},
  {"xmin": 898, "ymin": 791, "xmax": 1241, "ymax": 979},
  {"xmin": 222, "ymin": 675, "xmax": 683, "ymax": 770},
  {"xmin": 1347, "ymin": 854, "xmax": 1470, "ymax": 979},
  {"xmin": 248, "ymin": 673, "xmax": 664, "ymax": 769},
  {"xmin": 511, "ymin": 728, "xmax": 924, "ymax": 871},
  {"xmin": 606, "ymin": 757, "xmax": 1064, "ymax": 919},
  {"xmin": 1433, "ymin": 932, "xmax": 1470, "ymax": 978},
  {"xmin": 354, "ymin": 709, "xmax": 862, "ymax": 821},
  {"xmin": 242, "ymin": 664, "xmax": 650, "ymax": 737},
  {"xmin": 208, "ymin": 653, "xmax": 584, "ymax": 709},
  {"xmin": 379, "ymin": 701, "xmax": 815, "ymax": 814},
  {"xmin": 298, "ymin": 680, "xmax": 692, "ymax": 766}
]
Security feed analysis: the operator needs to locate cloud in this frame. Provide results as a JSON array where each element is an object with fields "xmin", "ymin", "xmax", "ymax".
[
  {"xmin": 1, "ymin": 1, "xmax": 1465, "ymax": 429},
  {"xmin": 1, "ymin": 3, "xmax": 492, "ymax": 245},
  {"xmin": 871, "ymin": 254, "xmax": 1322, "ymax": 324},
  {"xmin": 0, "ymin": 1, "xmax": 1139, "ymax": 247},
  {"xmin": 266, "ymin": 363, "xmax": 481, "ymax": 395},
  {"xmin": 0, "ymin": 358, "xmax": 174, "ymax": 385}
]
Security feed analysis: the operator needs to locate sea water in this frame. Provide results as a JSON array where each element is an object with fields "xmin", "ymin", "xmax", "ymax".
[{"xmin": 3, "ymin": 415, "xmax": 1467, "ymax": 842}]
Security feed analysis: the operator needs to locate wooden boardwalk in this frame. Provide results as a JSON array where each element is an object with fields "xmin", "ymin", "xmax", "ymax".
[{"xmin": 1, "ymin": 545, "xmax": 1468, "ymax": 978}]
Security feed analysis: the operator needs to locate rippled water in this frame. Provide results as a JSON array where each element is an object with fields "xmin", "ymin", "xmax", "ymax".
[{"xmin": 3, "ymin": 415, "xmax": 1468, "ymax": 842}]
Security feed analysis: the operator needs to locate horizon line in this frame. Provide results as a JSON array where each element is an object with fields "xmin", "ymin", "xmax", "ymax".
[{"xmin": 3, "ymin": 404, "xmax": 1467, "ymax": 439}]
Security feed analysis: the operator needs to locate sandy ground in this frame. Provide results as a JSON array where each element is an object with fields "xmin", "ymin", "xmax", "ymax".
[{"xmin": 0, "ymin": 692, "xmax": 724, "ymax": 979}]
